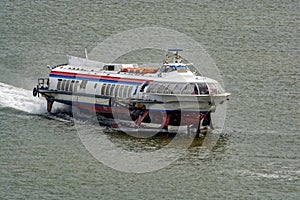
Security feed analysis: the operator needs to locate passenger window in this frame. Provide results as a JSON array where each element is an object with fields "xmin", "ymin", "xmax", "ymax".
[
  {"xmin": 197, "ymin": 83, "xmax": 209, "ymax": 94},
  {"xmin": 207, "ymin": 83, "xmax": 218, "ymax": 94},
  {"xmin": 105, "ymin": 84, "xmax": 111, "ymax": 96},
  {"xmin": 57, "ymin": 79, "xmax": 62, "ymax": 90},
  {"xmin": 61, "ymin": 80, "xmax": 66, "ymax": 91},
  {"xmin": 80, "ymin": 80, "xmax": 88, "ymax": 89},
  {"xmin": 145, "ymin": 83, "xmax": 155, "ymax": 93},
  {"xmin": 101, "ymin": 83, "xmax": 107, "ymax": 95},
  {"xmin": 173, "ymin": 83, "xmax": 185, "ymax": 94},
  {"xmin": 74, "ymin": 81, "xmax": 79, "ymax": 93},
  {"xmin": 128, "ymin": 86, "xmax": 134, "ymax": 96},
  {"xmin": 123, "ymin": 86, "xmax": 129, "ymax": 98},
  {"xmin": 118, "ymin": 85, "xmax": 124, "ymax": 98},
  {"xmin": 181, "ymin": 83, "xmax": 195, "ymax": 94},
  {"xmin": 110, "ymin": 84, "xmax": 115, "ymax": 96},
  {"xmin": 150, "ymin": 83, "xmax": 160, "ymax": 93},
  {"xmin": 65, "ymin": 80, "xmax": 70, "ymax": 91},
  {"xmin": 156, "ymin": 83, "xmax": 166, "ymax": 94},
  {"xmin": 69, "ymin": 80, "xmax": 75, "ymax": 92},
  {"xmin": 163, "ymin": 83, "xmax": 172, "ymax": 94},
  {"xmin": 114, "ymin": 85, "xmax": 120, "ymax": 97}
]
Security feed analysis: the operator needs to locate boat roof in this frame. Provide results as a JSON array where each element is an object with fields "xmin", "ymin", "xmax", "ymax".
[{"xmin": 50, "ymin": 50, "xmax": 219, "ymax": 84}]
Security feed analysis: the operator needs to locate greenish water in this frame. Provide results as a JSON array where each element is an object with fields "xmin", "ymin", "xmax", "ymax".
[{"xmin": 1, "ymin": 0, "xmax": 299, "ymax": 199}]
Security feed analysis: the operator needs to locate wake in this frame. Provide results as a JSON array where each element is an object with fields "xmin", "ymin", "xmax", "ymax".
[{"xmin": 0, "ymin": 82, "xmax": 68, "ymax": 115}]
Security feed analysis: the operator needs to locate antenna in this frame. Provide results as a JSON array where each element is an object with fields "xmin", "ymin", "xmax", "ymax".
[{"xmin": 85, "ymin": 47, "xmax": 88, "ymax": 60}]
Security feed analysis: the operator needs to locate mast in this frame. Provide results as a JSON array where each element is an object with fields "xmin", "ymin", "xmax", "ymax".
[{"xmin": 165, "ymin": 48, "xmax": 183, "ymax": 64}]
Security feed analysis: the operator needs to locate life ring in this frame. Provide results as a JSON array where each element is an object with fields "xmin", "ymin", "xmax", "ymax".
[{"xmin": 33, "ymin": 88, "xmax": 38, "ymax": 97}]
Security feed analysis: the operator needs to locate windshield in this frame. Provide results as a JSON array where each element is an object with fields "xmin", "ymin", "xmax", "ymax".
[{"xmin": 159, "ymin": 65, "xmax": 188, "ymax": 73}]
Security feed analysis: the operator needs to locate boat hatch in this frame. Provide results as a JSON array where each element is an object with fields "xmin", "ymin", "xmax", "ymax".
[
  {"xmin": 102, "ymin": 64, "xmax": 124, "ymax": 71},
  {"xmin": 103, "ymin": 65, "xmax": 115, "ymax": 71}
]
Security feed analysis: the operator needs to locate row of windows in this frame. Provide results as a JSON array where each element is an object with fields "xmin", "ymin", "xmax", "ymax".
[
  {"xmin": 100, "ymin": 83, "xmax": 135, "ymax": 98},
  {"xmin": 57, "ymin": 79, "xmax": 80, "ymax": 92},
  {"xmin": 146, "ymin": 82, "xmax": 210, "ymax": 95},
  {"xmin": 56, "ymin": 79, "xmax": 136, "ymax": 98},
  {"xmin": 56, "ymin": 79, "xmax": 224, "ymax": 97}
]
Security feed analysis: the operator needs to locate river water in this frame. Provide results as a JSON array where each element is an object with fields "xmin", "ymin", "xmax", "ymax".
[{"xmin": 1, "ymin": 0, "xmax": 299, "ymax": 199}]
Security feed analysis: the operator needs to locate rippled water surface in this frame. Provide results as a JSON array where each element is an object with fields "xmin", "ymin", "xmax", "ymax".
[{"xmin": 1, "ymin": 0, "xmax": 299, "ymax": 199}]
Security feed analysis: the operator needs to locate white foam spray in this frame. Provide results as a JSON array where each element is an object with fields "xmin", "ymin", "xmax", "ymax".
[{"xmin": 0, "ymin": 82, "xmax": 67, "ymax": 114}]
